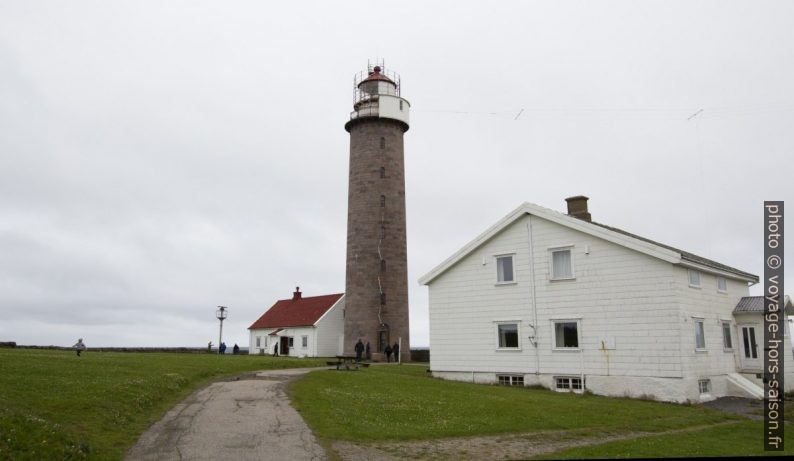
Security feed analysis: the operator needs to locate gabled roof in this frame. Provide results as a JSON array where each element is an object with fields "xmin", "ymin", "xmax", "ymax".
[
  {"xmin": 418, "ymin": 202, "xmax": 758, "ymax": 285},
  {"xmin": 734, "ymin": 295, "xmax": 793, "ymax": 315},
  {"xmin": 248, "ymin": 293, "xmax": 344, "ymax": 330}
]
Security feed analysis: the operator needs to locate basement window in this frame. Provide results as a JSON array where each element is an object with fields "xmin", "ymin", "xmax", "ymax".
[
  {"xmin": 698, "ymin": 379, "xmax": 711, "ymax": 394},
  {"xmin": 555, "ymin": 376, "xmax": 583, "ymax": 392},
  {"xmin": 497, "ymin": 374, "xmax": 524, "ymax": 386}
]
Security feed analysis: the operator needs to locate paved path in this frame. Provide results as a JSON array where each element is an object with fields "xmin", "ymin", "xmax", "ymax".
[{"xmin": 126, "ymin": 367, "xmax": 326, "ymax": 461}]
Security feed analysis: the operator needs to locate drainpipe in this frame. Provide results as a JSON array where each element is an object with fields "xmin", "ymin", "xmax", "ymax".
[{"xmin": 527, "ymin": 216, "xmax": 540, "ymax": 375}]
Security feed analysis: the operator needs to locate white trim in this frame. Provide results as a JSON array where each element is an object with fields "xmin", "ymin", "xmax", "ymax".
[
  {"xmin": 314, "ymin": 294, "xmax": 345, "ymax": 325},
  {"xmin": 693, "ymin": 317, "xmax": 707, "ymax": 351},
  {"xmin": 548, "ymin": 245, "xmax": 575, "ymax": 281},
  {"xmin": 688, "ymin": 270, "xmax": 701, "ymax": 288},
  {"xmin": 551, "ymin": 318, "xmax": 581, "ymax": 351},
  {"xmin": 717, "ymin": 276, "xmax": 728, "ymax": 293},
  {"xmin": 494, "ymin": 320, "xmax": 521, "ymax": 351},
  {"xmin": 417, "ymin": 202, "xmax": 758, "ymax": 286},
  {"xmin": 495, "ymin": 252, "xmax": 517, "ymax": 284}
]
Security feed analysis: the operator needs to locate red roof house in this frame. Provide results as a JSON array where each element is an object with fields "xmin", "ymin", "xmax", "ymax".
[{"xmin": 248, "ymin": 287, "xmax": 345, "ymax": 357}]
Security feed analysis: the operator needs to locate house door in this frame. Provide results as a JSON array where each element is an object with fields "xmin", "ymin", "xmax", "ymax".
[
  {"xmin": 740, "ymin": 325, "xmax": 761, "ymax": 370},
  {"xmin": 280, "ymin": 336, "xmax": 290, "ymax": 356}
]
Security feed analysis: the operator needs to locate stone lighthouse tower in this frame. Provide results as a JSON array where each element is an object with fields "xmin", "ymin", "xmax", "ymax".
[{"xmin": 343, "ymin": 63, "xmax": 410, "ymax": 362}]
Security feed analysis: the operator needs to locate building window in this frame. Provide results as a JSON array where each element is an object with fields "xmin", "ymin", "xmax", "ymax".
[
  {"xmin": 497, "ymin": 375, "xmax": 524, "ymax": 386},
  {"xmin": 550, "ymin": 248, "xmax": 573, "ymax": 280},
  {"xmin": 380, "ymin": 167, "xmax": 386, "ymax": 178},
  {"xmin": 380, "ymin": 137, "xmax": 385, "ymax": 149},
  {"xmin": 497, "ymin": 323, "xmax": 519, "ymax": 349},
  {"xmin": 380, "ymin": 293, "xmax": 386, "ymax": 305},
  {"xmin": 698, "ymin": 379, "xmax": 711, "ymax": 394},
  {"xmin": 496, "ymin": 255, "xmax": 515, "ymax": 283},
  {"xmin": 722, "ymin": 322, "xmax": 732, "ymax": 350},
  {"xmin": 302, "ymin": 335, "xmax": 308, "ymax": 348},
  {"xmin": 380, "ymin": 259, "xmax": 386, "ymax": 272},
  {"xmin": 288, "ymin": 337, "xmax": 294, "ymax": 348},
  {"xmin": 399, "ymin": 100, "xmax": 403, "ymax": 110},
  {"xmin": 717, "ymin": 276, "xmax": 727, "ymax": 293},
  {"xmin": 694, "ymin": 319, "xmax": 706, "ymax": 350},
  {"xmin": 256, "ymin": 336, "xmax": 261, "ymax": 347},
  {"xmin": 380, "ymin": 226, "xmax": 386, "ymax": 239},
  {"xmin": 742, "ymin": 326, "xmax": 758, "ymax": 359},
  {"xmin": 380, "ymin": 195, "xmax": 385, "ymax": 207},
  {"xmin": 555, "ymin": 376, "xmax": 583, "ymax": 392},
  {"xmin": 554, "ymin": 320, "xmax": 579, "ymax": 348},
  {"xmin": 688, "ymin": 270, "xmax": 701, "ymax": 287}
]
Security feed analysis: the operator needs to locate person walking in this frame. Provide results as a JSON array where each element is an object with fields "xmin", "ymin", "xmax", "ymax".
[
  {"xmin": 365, "ymin": 341, "xmax": 371, "ymax": 361},
  {"xmin": 233, "ymin": 343, "xmax": 240, "ymax": 354},
  {"xmin": 392, "ymin": 342, "xmax": 400, "ymax": 363},
  {"xmin": 207, "ymin": 341, "xmax": 213, "ymax": 353},
  {"xmin": 273, "ymin": 342, "xmax": 279, "ymax": 357},
  {"xmin": 73, "ymin": 338, "xmax": 86, "ymax": 357},
  {"xmin": 219, "ymin": 342, "xmax": 227, "ymax": 354},
  {"xmin": 354, "ymin": 339, "xmax": 364, "ymax": 362},
  {"xmin": 384, "ymin": 344, "xmax": 393, "ymax": 363}
]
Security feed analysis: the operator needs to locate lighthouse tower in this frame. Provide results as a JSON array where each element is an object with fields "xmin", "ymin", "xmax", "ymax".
[{"xmin": 343, "ymin": 64, "xmax": 410, "ymax": 362}]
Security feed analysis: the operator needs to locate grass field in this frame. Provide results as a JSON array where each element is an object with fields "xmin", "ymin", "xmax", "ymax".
[
  {"xmin": 0, "ymin": 348, "xmax": 326, "ymax": 460},
  {"xmin": 290, "ymin": 365, "xmax": 793, "ymax": 458}
]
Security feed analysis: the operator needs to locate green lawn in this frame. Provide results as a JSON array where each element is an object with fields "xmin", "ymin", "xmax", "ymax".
[
  {"xmin": 290, "ymin": 365, "xmax": 739, "ymax": 441},
  {"xmin": 0, "ymin": 348, "xmax": 326, "ymax": 460},
  {"xmin": 536, "ymin": 420, "xmax": 794, "ymax": 458}
]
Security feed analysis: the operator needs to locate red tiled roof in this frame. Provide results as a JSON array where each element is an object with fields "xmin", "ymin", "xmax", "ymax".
[
  {"xmin": 248, "ymin": 293, "xmax": 344, "ymax": 329},
  {"xmin": 358, "ymin": 66, "xmax": 395, "ymax": 86}
]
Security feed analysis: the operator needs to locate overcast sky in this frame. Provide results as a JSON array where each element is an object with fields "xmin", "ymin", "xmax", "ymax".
[{"xmin": 1, "ymin": 1, "xmax": 792, "ymax": 348}]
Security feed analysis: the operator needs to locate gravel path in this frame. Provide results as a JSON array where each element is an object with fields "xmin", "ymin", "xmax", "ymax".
[{"xmin": 126, "ymin": 367, "xmax": 326, "ymax": 461}]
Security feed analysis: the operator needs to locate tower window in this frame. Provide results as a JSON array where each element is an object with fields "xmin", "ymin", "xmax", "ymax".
[
  {"xmin": 380, "ymin": 226, "xmax": 386, "ymax": 238},
  {"xmin": 381, "ymin": 260, "xmax": 386, "ymax": 272},
  {"xmin": 380, "ymin": 293, "xmax": 386, "ymax": 305},
  {"xmin": 380, "ymin": 195, "xmax": 385, "ymax": 207},
  {"xmin": 380, "ymin": 137, "xmax": 385, "ymax": 149},
  {"xmin": 399, "ymin": 101, "xmax": 403, "ymax": 111},
  {"xmin": 380, "ymin": 167, "xmax": 386, "ymax": 178}
]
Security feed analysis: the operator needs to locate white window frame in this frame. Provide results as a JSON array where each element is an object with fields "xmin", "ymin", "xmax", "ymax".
[
  {"xmin": 495, "ymin": 253, "xmax": 516, "ymax": 284},
  {"xmin": 549, "ymin": 245, "xmax": 575, "ymax": 281},
  {"xmin": 688, "ymin": 270, "xmax": 701, "ymax": 288},
  {"xmin": 694, "ymin": 318, "xmax": 706, "ymax": 351},
  {"xmin": 552, "ymin": 318, "xmax": 581, "ymax": 351},
  {"xmin": 494, "ymin": 321, "xmax": 521, "ymax": 351},
  {"xmin": 301, "ymin": 335, "xmax": 308, "ymax": 348},
  {"xmin": 288, "ymin": 337, "xmax": 294, "ymax": 348},
  {"xmin": 496, "ymin": 374, "xmax": 524, "ymax": 386},
  {"xmin": 256, "ymin": 336, "xmax": 261, "ymax": 348},
  {"xmin": 698, "ymin": 378, "xmax": 711, "ymax": 395},
  {"xmin": 554, "ymin": 376, "xmax": 584, "ymax": 393},
  {"xmin": 717, "ymin": 276, "xmax": 727, "ymax": 293},
  {"xmin": 721, "ymin": 321, "xmax": 733, "ymax": 351}
]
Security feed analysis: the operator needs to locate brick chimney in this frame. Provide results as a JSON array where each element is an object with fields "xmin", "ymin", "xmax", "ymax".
[
  {"xmin": 565, "ymin": 196, "xmax": 591, "ymax": 222},
  {"xmin": 292, "ymin": 286, "xmax": 302, "ymax": 300}
]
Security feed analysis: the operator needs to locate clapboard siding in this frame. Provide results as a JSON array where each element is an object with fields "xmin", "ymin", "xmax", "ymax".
[{"xmin": 429, "ymin": 214, "xmax": 684, "ymax": 378}]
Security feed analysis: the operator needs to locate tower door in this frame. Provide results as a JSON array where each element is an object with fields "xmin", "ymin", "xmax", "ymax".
[{"xmin": 740, "ymin": 325, "xmax": 760, "ymax": 370}]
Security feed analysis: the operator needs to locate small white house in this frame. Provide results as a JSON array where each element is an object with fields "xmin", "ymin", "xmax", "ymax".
[
  {"xmin": 248, "ymin": 287, "xmax": 344, "ymax": 357},
  {"xmin": 419, "ymin": 197, "xmax": 793, "ymax": 403}
]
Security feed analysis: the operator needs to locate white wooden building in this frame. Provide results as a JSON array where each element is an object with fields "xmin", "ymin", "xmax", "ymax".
[
  {"xmin": 248, "ymin": 288, "xmax": 344, "ymax": 357},
  {"xmin": 419, "ymin": 197, "xmax": 793, "ymax": 403}
]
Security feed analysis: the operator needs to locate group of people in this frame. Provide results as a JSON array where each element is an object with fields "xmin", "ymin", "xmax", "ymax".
[
  {"xmin": 354, "ymin": 339, "xmax": 400, "ymax": 363},
  {"xmin": 213, "ymin": 342, "xmax": 240, "ymax": 354}
]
